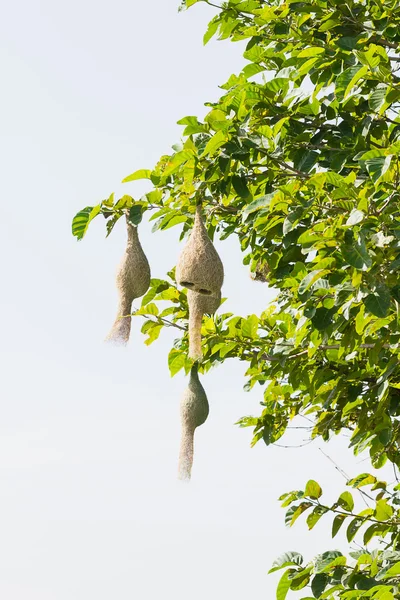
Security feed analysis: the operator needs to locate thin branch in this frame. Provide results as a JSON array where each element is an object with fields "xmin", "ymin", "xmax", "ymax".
[
  {"xmin": 318, "ymin": 447, "xmax": 374, "ymax": 506},
  {"xmin": 132, "ymin": 311, "xmax": 188, "ymax": 332},
  {"xmin": 393, "ymin": 464, "xmax": 400, "ymax": 484},
  {"xmin": 273, "ymin": 158, "xmax": 310, "ymax": 179},
  {"xmin": 204, "ymin": 0, "xmax": 222, "ymax": 8},
  {"xmin": 309, "ymin": 496, "xmax": 400, "ymax": 526},
  {"xmin": 274, "ymin": 439, "xmax": 315, "ymax": 448},
  {"xmin": 261, "ymin": 342, "xmax": 394, "ymax": 362}
]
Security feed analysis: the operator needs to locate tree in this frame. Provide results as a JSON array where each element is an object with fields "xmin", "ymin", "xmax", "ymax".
[{"xmin": 72, "ymin": 0, "xmax": 400, "ymax": 597}]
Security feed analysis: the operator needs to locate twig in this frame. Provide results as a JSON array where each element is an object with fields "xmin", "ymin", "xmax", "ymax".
[
  {"xmin": 132, "ymin": 311, "xmax": 188, "ymax": 332},
  {"xmin": 393, "ymin": 464, "xmax": 400, "ymax": 484},
  {"xmin": 274, "ymin": 438, "xmax": 315, "ymax": 448},
  {"xmin": 319, "ymin": 447, "xmax": 374, "ymax": 506}
]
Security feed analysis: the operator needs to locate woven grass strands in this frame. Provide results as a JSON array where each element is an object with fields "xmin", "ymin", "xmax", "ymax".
[
  {"xmin": 176, "ymin": 205, "xmax": 224, "ymax": 296},
  {"xmin": 176, "ymin": 204, "xmax": 224, "ymax": 360},
  {"xmin": 178, "ymin": 365, "xmax": 209, "ymax": 481},
  {"xmin": 105, "ymin": 216, "xmax": 150, "ymax": 345},
  {"xmin": 187, "ymin": 289, "xmax": 221, "ymax": 360}
]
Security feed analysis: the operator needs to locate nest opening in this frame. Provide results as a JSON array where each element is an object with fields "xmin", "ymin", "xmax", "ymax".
[
  {"xmin": 181, "ymin": 281, "xmax": 194, "ymax": 288},
  {"xmin": 198, "ymin": 288, "xmax": 212, "ymax": 295}
]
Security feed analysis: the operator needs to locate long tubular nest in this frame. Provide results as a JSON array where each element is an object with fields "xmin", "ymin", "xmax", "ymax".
[
  {"xmin": 187, "ymin": 290, "xmax": 221, "ymax": 360},
  {"xmin": 105, "ymin": 298, "xmax": 133, "ymax": 345},
  {"xmin": 178, "ymin": 424, "xmax": 195, "ymax": 481},
  {"xmin": 178, "ymin": 365, "xmax": 209, "ymax": 481},
  {"xmin": 105, "ymin": 216, "xmax": 150, "ymax": 345}
]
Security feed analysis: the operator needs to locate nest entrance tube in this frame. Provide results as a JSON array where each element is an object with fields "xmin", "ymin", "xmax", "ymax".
[
  {"xmin": 178, "ymin": 365, "xmax": 209, "ymax": 481},
  {"xmin": 105, "ymin": 216, "xmax": 151, "ymax": 345},
  {"xmin": 187, "ymin": 289, "xmax": 221, "ymax": 360},
  {"xmin": 175, "ymin": 205, "xmax": 224, "ymax": 296}
]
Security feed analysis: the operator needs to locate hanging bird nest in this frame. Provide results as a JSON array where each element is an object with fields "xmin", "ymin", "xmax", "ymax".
[
  {"xmin": 178, "ymin": 364, "xmax": 209, "ymax": 481},
  {"xmin": 105, "ymin": 216, "xmax": 151, "ymax": 345},
  {"xmin": 176, "ymin": 204, "xmax": 224, "ymax": 296},
  {"xmin": 187, "ymin": 289, "xmax": 221, "ymax": 360},
  {"xmin": 251, "ymin": 260, "xmax": 270, "ymax": 283}
]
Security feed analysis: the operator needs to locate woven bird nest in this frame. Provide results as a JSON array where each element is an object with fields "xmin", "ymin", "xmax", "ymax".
[
  {"xmin": 105, "ymin": 217, "xmax": 151, "ymax": 345},
  {"xmin": 178, "ymin": 365, "xmax": 209, "ymax": 480},
  {"xmin": 251, "ymin": 260, "xmax": 270, "ymax": 283},
  {"xmin": 176, "ymin": 205, "xmax": 224, "ymax": 296},
  {"xmin": 187, "ymin": 289, "xmax": 221, "ymax": 360}
]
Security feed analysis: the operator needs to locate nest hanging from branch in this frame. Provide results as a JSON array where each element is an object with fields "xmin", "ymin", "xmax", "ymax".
[
  {"xmin": 178, "ymin": 364, "xmax": 209, "ymax": 481},
  {"xmin": 176, "ymin": 205, "xmax": 224, "ymax": 296},
  {"xmin": 105, "ymin": 216, "xmax": 150, "ymax": 345},
  {"xmin": 251, "ymin": 260, "xmax": 270, "ymax": 283}
]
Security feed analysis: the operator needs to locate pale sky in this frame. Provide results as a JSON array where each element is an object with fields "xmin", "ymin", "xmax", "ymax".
[{"xmin": 0, "ymin": 1, "xmax": 390, "ymax": 598}]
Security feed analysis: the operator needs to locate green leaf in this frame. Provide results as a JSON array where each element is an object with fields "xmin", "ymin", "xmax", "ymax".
[
  {"xmin": 219, "ymin": 341, "xmax": 238, "ymax": 358},
  {"xmin": 338, "ymin": 491, "xmax": 354, "ymax": 512},
  {"xmin": 374, "ymin": 499, "xmax": 393, "ymax": 522},
  {"xmin": 369, "ymin": 87, "xmax": 387, "ymax": 112},
  {"xmin": 293, "ymin": 150, "xmax": 318, "ymax": 173},
  {"xmin": 348, "ymin": 474, "xmax": 377, "ymax": 488},
  {"xmin": 144, "ymin": 324, "xmax": 163, "ymax": 346},
  {"xmin": 364, "ymin": 285, "xmax": 391, "ymax": 318},
  {"xmin": 307, "ymin": 506, "xmax": 328, "ymax": 530},
  {"xmin": 72, "ymin": 205, "xmax": 101, "ymax": 240},
  {"xmin": 136, "ymin": 303, "xmax": 159, "ymax": 317},
  {"xmin": 141, "ymin": 287, "xmax": 157, "ymax": 306},
  {"xmin": 283, "ymin": 207, "xmax": 304, "ymax": 235},
  {"xmin": 265, "ymin": 77, "xmax": 290, "ymax": 94},
  {"xmin": 311, "ymin": 308, "xmax": 334, "ymax": 331},
  {"xmin": 342, "ymin": 240, "xmax": 372, "ymax": 271},
  {"xmin": 365, "ymin": 155, "xmax": 392, "ymax": 184},
  {"xmin": 105, "ymin": 214, "xmax": 120, "ymax": 237},
  {"xmin": 160, "ymin": 214, "xmax": 188, "ymax": 230},
  {"xmin": 242, "ymin": 63, "xmax": 266, "ymax": 79},
  {"xmin": 381, "ymin": 562, "xmax": 400, "ymax": 579},
  {"xmin": 276, "ymin": 570, "xmax": 291, "ymax": 600},
  {"xmin": 305, "ymin": 480, "xmax": 322, "ymax": 499},
  {"xmin": 285, "ymin": 503, "xmax": 313, "ymax": 527},
  {"xmin": 242, "ymin": 314, "xmax": 259, "ymax": 339},
  {"xmin": 177, "ymin": 116, "xmax": 206, "ymax": 135},
  {"xmin": 128, "ymin": 205, "xmax": 143, "ymax": 226},
  {"xmin": 299, "ymin": 271, "xmax": 329, "ymax": 295},
  {"xmin": 346, "ymin": 209, "xmax": 364, "ymax": 227},
  {"xmin": 364, "ymin": 523, "xmax": 389, "ymax": 545},
  {"xmin": 122, "ymin": 169, "xmax": 152, "ymax": 183},
  {"xmin": 203, "ymin": 16, "xmax": 219, "ymax": 44},
  {"xmin": 347, "ymin": 518, "xmax": 363, "ymax": 542},
  {"xmin": 232, "ymin": 174, "xmax": 250, "ymax": 198},
  {"xmin": 332, "ymin": 514, "xmax": 346, "ymax": 538},
  {"xmin": 311, "ymin": 573, "xmax": 328, "ymax": 598},
  {"xmin": 269, "ymin": 552, "xmax": 304, "ymax": 574},
  {"xmin": 297, "ymin": 46, "xmax": 325, "ymax": 57},
  {"xmin": 315, "ymin": 551, "xmax": 344, "ymax": 573},
  {"xmin": 336, "ymin": 66, "xmax": 365, "ymax": 100},
  {"xmin": 344, "ymin": 65, "xmax": 369, "ymax": 99},
  {"xmin": 336, "ymin": 36, "xmax": 359, "ymax": 50},
  {"xmin": 168, "ymin": 349, "xmax": 186, "ymax": 377},
  {"xmin": 242, "ymin": 193, "xmax": 274, "ymax": 216},
  {"xmin": 202, "ymin": 130, "xmax": 227, "ymax": 156}
]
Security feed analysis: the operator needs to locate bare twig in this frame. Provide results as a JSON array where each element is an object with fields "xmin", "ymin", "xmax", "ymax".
[{"xmin": 319, "ymin": 447, "xmax": 374, "ymax": 506}]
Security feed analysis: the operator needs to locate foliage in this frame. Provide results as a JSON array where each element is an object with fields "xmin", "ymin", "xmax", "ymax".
[
  {"xmin": 72, "ymin": 0, "xmax": 400, "ymax": 597},
  {"xmin": 274, "ymin": 473, "xmax": 400, "ymax": 599}
]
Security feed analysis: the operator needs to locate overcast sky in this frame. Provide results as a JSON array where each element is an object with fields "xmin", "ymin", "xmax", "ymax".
[{"xmin": 0, "ymin": 1, "xmax": 390, "ymax": 598}]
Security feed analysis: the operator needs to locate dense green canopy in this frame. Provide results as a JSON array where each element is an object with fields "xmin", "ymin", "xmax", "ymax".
[{"xmin": 73, "ymin": 0, "xmax": 400, "ymax": 597}]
